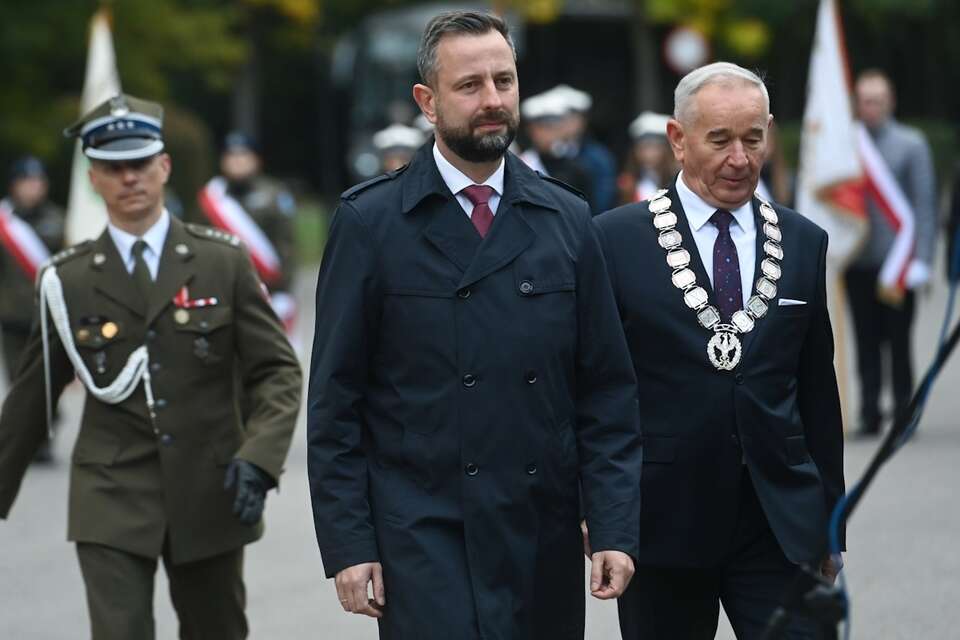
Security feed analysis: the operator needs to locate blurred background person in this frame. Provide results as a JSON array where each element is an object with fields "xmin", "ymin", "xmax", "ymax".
[
  {"xmin": 0, "ymin": 156, "xmax": 64, "ymax": 461},
  {"xmin": 551, "ymin": 84, "xmax": 618, "ymax": 213},
  {"xmin": 948, "ymin": 155, "xmax": 960, "ymax": 285},
  {"xmin": 372, "ymin": 123, "xmax": 425, "ymax": 172},
  {"xmin": 518, "ymin": 90, "xmax": 594, "ymax": 205},
  {"xmin": 756, "ymin": 121, "xmax": 794, "ymax": 206},
  {"xmin": 846, "ymin": 69, "xmax": 937, "ymax": 438},
  {"xmin": 618, "ymin": 111, "xmax": 674, "ymax": 204},
  {"xmin": 198, "ymin": 132, "xmax": 298, "ymax": 337}
]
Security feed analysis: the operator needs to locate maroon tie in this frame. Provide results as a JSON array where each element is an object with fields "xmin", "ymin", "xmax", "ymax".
[{"xmin": 461, "ymin": 185, "xmax": 495, "ymax": 238}]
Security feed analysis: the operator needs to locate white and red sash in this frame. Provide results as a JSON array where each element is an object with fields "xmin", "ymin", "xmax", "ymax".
[
  {"xmin": 198, "ymin": 177, "xmax": 283, "ymax": 285},
  {"xmin": 857, "ymin": 123, "xmax": 915, "ymax": 299},
  {"xmin": 0, "ymin": 198, "xmax": 52, "ymax": 281}
]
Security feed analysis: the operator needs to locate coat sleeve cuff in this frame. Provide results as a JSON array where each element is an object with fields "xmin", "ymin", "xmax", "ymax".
[
  {"xmin": 319, "ymin": 538, "xmax": 381, "ymax": 579},
  {"xmin": 587, "ymin": 528, "xmax": 639, "ymax": 562}
]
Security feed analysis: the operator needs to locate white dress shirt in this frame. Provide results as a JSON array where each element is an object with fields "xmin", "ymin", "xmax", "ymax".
[
  {"xmin": 433, "ymin": 143, "xmax": 505, "ymax": 218},
  {"xmin": 675, "ymin": 172, "xmax": 756, "ymax": 307},
  {"xmin": 107, "ymin": 209, "xmax": 171, "ymax": 281}
]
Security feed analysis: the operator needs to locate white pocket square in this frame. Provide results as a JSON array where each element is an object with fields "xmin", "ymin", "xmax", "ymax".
[{"xmin": 778, "ymin": 298, "xmax": 807, "ymax": 306}]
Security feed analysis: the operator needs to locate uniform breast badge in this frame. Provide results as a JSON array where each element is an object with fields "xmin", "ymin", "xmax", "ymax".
[{"xmin": 648, "ymin": 191, "xmax": 784, "ymax": 372}]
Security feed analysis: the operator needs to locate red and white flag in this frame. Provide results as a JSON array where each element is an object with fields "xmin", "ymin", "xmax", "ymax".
[
  {"xmin": 197, "ymin": 177, "xmax": 283, "ymax": 286},
  {"xmin": 796, "ymin": 0, "xmax": 867, "ymax": 268},
  {"xmin": 0, "ymin": 199, "xmax": 51, "ymax": 281}
]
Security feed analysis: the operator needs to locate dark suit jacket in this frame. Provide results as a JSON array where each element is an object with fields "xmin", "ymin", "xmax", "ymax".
[
  {"xmin": 595, "ymin": 183, "xmax": 845, "ymax": 567},
  {"xmin": 307, "ymin": 144, "xmax": 640, "ymax": 640},
  {"xmin": 0, "ymin": 217, "xmax": 302, "ymax": 564}
]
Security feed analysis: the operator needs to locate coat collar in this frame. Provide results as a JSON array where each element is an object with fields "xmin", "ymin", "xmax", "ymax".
[{"xmin": 401, "ymin": 142, "xmax": 561, "ymax": 215}]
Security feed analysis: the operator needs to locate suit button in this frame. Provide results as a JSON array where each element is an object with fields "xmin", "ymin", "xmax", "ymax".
[
  {"xmin": 462, "ymin": 374, "xmax": 477, "ymax": 388},
  {"xmin": 525, "ymin": 370, "xmax": 537, "ymax": 384},
  {"xmin": 155, "ymin": 399, "xmax": 167, "ymax": 410},
  {"xmin": 457, "ymin": 288, "xmax": 471, "ymax": 299},
  {"xmin": 160, "ymin": 433, "xmax": 174, "ymax": 446},
  {"xmin": 519, "ymin": 280, "xmax": 534, "ymax": 295},
  {"xmin": 526, "ymin": 463, "xmax": 538, "ymax": 475},
  {"xmin": 465, "ymin": 463, "xmax": 479, "ymax": 476},
  {"xmin": 735, "ymin": 373, "xmax": 744, "ymax": 385}
]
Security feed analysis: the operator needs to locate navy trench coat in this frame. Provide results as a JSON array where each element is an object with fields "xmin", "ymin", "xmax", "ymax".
[{"xmin": 308, "ymin": 144, "xmax": 641, "ymax": 640}]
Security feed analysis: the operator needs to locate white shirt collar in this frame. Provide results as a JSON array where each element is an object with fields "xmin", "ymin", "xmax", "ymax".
[
  {"xmin": 107, "ymin": 208, "xmax": 171, "ymax": 263},
  {"xmin": 433, "ymin": 142, "xmax": 505, "ymax": 198},
  {"xmin": 675, "ymin": 171, "xmax": 755, "ymax": 233}
]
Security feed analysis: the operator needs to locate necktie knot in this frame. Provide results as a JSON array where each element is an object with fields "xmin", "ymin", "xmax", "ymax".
[
  {"xmin": 132, "ymin": 239, "xmax": 148, "ymax": 259},
  {"xmin": 710, "ymin": 209, "xmax": 734, "ymax": 233},
  {"xmin": 461, "ymin": 184, "xmax": 495, "ymax": 207}
]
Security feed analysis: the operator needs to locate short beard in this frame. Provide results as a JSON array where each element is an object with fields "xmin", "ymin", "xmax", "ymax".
[{"xmin": 436, "ymin": 108, "xmax": 518, "ymax": 163}]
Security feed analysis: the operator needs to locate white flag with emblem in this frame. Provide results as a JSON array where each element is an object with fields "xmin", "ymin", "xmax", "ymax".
[{"xmin": 65, "ymin": 8, "xmax": 121, "ymax": 244}]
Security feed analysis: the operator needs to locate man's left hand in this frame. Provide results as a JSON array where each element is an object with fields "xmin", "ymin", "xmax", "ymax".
[
  {"xmin": 905, "ymin": 259, "xmax": 931, "ymax": 290},
  {"xmin": 589, "ymin": 550, "xmax": 635, "ymax": 600},
  {"xmin": 224, "ymin": 459, "xmax": 274, "ymax": 524}
]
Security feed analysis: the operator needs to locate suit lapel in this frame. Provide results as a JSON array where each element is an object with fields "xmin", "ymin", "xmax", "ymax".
[
  {"xmin": 146, "ymin": 218, "xmax": 197, "ymax": 326},
  {"xmin": 741, "ymin": 197, "xmax": 775, "ymax": 362},
  {"xmin": 669, "ymin": 185, "xmax": 719, "ymax": 308},
  {"xmin": 91, "ymin": 232, "xmax": 145, "ymax": 317}
]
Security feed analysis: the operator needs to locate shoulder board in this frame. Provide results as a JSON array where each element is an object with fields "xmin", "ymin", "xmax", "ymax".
[
  {"xmin": 185, "ymin": 223, "xmax": 242, "ymax": 248},
  {"xmin": 340, "ymin": 165, "xmax": 408, "ymax": 201},
  {"xmin": 49, "ymin": 240, "xmax": 93, "ymax": 266},
  {"xmin": 536, "ymin": 172, "xmax": 586, "ymax": 201}
]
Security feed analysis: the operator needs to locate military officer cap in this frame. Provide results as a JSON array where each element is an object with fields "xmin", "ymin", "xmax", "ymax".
[
  {"xmin": 64, "ymin": 94, "xmax": 164, "ymax": 161},
  {"xmin": 223, "ymin": 131, "xmax": 260, "ymax": 154},
  {"xmin": 628, "ymin": 111, "xmax": 670, "ymax": 141},
  {"xmin": 521, "ymin": 91, "xmax": 568, "ymax": 123},
  {"xmin": 549, "ymin": 84, "xmax": 592, "ymax": 113},
  {"xmin": 9, "ymin": 155, "xmax": 47, "ymax": 181},
  {"xmin": 373, "ymin": 124, "xmax": 425, "ymax": 153}
]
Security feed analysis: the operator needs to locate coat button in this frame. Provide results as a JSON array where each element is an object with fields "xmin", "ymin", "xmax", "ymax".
[
  {"xmin": 526, "ymin": 463, "xmax": 538, "ymax": 475},
  {"xmin": 519, "ymin": 280, "xmax": 534, "ymax": 295},
  {"xmin": 465, "ymin": 463, "xmax": 479, "ymax": 476},
  {"xmin": 145, "ymin": 329, "xmax": 157, "ymax": 341},
  {"xmin": 150, "ymin": 362, "xmax": 161, "ymax": 373},
  {"xmin": 160, "ymin": 433, "xmax": 174, "ymax": 446},
  {"xmin": 457, "ymin": 288, "xmax": 471, "ymax": 299},
  {"xmin": 525, "ymin": 370, "xmax": 538, "ymax": 384},
  {"xmin": 731, "ymin": 433, "xmax": 740, "ymax": 445},
  {"xmin": 462, "ymin": 374, "xmax": 477, "ymax": 388},
  {"xmin": 155, "ymin": 399, "xmax": 168, "ymax": 410},
  {"xmin": 199, "ymin": 320, "xmax": 209, "ymax": 330},
  {"xmin": 735, "ymin": 373, "xmax": 745, "ymax": 385}
]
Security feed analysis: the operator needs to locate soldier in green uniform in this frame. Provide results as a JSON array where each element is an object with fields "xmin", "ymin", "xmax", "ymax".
[
  {"xmin": 0, "ymin": 94, "xmax": 302, "ymax": 640},
  {"xmin": 0, "ymin": 156, "xmax": 65, "ymax": 375},
  {"xmin": 198, "ymin": 132, "xmax": 298, "ymax": 334}
]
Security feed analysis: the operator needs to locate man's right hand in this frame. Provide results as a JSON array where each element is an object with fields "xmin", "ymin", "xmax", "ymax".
[{"xmin": 335, "ymin": 562, "xmax": 386, "ymax": 618}]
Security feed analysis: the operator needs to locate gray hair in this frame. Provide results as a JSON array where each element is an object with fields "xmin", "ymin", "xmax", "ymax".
[
  {"xmin": 417, "ymin": 11, "xmax": 516, "ymax": 87},
  {"xmin": 673, "ymin": 62, "xmax": 769, "ymax": 123}
]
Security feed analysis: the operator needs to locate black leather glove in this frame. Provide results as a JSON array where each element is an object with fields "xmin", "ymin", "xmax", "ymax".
[{"xmin": 224, "ymin": 459, "xmax": 274, "ymax": 525}]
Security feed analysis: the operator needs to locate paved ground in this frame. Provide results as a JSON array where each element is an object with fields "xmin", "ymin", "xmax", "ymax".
[{"xmin": 1, "ymin": 260, "xmax": 958, "ymax": 639}]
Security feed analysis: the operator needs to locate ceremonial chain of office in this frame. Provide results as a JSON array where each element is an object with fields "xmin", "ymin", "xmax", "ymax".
[{"xmin": 648, "ymin": 189, "xmax": 784, "ymax": 371}]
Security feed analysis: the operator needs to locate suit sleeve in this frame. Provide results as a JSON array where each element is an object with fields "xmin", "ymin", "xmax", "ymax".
[
  {"xmin": 307, "ymin": 201, "xmax": 381, "ymax": 578},
  {"xmin": 0, "ymin": 286, "xmax": 75, "ymax": 517},
  {"xmin": 574, "ymin": 207, "xmax": 642, "ymax": 558},
  {"xmin": 797, "ymin": 231, "xmax": 845, "ymax": 549},
  {"xmin": 232, "ymin": 246, "xmax": 303, "ymax": 481},
  {"xmin": 907, "ymin": 134, "xmax": 937, "ymax": 265}
]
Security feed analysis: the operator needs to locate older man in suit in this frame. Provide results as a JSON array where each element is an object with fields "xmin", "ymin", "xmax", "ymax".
[{"xmin": 595, "ymin": 62, "xmax": 845, "ymax": 639}]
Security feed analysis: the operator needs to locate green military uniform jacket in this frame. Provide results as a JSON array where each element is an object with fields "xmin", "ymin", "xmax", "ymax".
[{"xmin": 0, "ymin": 216, "xmax": 302, "ymax": 564}]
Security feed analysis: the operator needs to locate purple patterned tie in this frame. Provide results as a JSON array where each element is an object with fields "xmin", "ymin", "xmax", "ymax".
[{"xmin": 711, "ymin": 209, "xmax": 743, "ymax": 323}]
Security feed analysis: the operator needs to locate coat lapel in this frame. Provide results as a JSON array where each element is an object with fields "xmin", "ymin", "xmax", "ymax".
[
  {"xmin": 91, "ymin": 231, "xmax": 145, "ymax": 317},
  {"xmin": 668, "ymin": 184, "xmax": 719, "ymax": 309},
  {"xmin": 740, "ymin": 196, "xmax": 774, "ymax": 361},
  {"xmin": 457, "ymin": 198, "xmax": 534, "ymax": 290},
  {"xmin": 420, "ymin": 198, "xmax": 483, "ymax": 273},
  {"xmin": 146, "ymin": 218, "xmax": 197, "ymax": 326}
]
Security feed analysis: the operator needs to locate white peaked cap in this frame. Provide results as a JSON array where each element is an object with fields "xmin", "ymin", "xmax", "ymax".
[
  {"xmin": 629, "ymin": 111, "xmax": 671, "ymax": 139},
  {"xmin": 373, "ymin": 123, "xmax": 425, "ymax": 151}
]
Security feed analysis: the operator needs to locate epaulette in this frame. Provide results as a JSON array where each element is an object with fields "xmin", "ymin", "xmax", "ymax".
[
  {"xmin": 536, "ymin": 172, "xmax": 586, "ymax": 201},
  {"xmin": 185, "ymin": 223, "xmax": 242, "ymax": 248},
  {"xmin": 48, "ymin": 240, "xmax": 93, "ymax": 266},
  {"xmin": 340, "ymin": 164, "xmax": 409, "ymax": 201}
]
